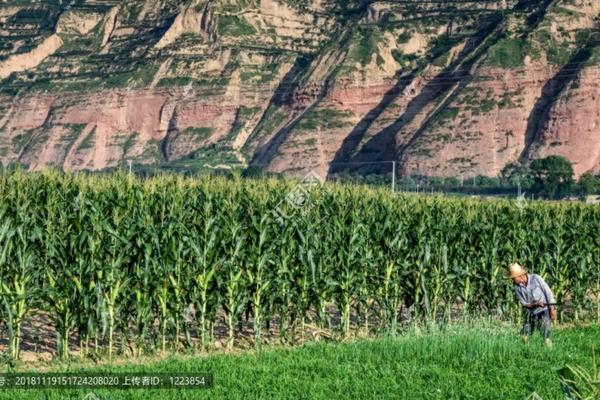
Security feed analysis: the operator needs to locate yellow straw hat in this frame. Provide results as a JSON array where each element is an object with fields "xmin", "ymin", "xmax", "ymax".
[{"xmin": 506, "ymin": 262, "xmax": 527, "ymax": 279}]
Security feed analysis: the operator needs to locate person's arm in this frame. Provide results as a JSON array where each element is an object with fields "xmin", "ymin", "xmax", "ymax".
[
  {"xmin": 514, "ymin": 285, "xmax": 530, "ymax": 307},
  {"xmin": 534, "ymin": 274, "xmax": 555, "ymax": 305},
  {"xmin": 536, "ymin": 274, "xmax": 557, "ymax": 320}
]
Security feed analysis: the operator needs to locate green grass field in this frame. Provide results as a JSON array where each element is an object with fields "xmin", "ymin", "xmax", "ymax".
[{"xmin": 2, "ymin": 322, "xmax": 598, "ymax": 400}]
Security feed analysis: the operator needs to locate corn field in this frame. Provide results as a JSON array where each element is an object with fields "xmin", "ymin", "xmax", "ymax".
[{"xmin": 0, "ymin": 170, "xmax": 599, "ymax": 360}]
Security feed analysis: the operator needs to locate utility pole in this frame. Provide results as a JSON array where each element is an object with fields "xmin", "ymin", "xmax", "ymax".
[{"xmin": 391, "ymin": 161, "xmax": 396, "ymax": 193}]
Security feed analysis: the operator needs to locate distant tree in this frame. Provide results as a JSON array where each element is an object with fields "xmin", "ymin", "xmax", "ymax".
[
  {"xmin": 443, "ymin": 177, "xmax": 460, "ymax": 187},
  {"xmin": 242, "ymin": 166, "xmax": 266, "ymax": 179},
  {"xmin": 473, "ymin": 175, "xmax": 501, "ymax": 187},
  {"xmin": 428, "ymin": 176, "xmax": 445, "ymax": 187},
  {"xmin": 530, "ymin": 156, "xmax": 574, "ymax": 199},
  {"xmin": 577, "ymin": 173, "xmax": 600, "ymax": 198},
  {"xmin": 501, "ymin": 162, "xmax": 533, "ymax": 189},
  {"xmin": 398, "ymin": 176, "xmax": 416, "ymax": 188},
  {"xmin": 6, "ymin": 161, "xmax": 24, "ymax": 172}
]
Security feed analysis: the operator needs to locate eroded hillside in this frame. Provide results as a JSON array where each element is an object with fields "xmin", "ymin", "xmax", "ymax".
[{"xmin": 0, "ymin": 0, "xmax": 598, "ymax": 177}]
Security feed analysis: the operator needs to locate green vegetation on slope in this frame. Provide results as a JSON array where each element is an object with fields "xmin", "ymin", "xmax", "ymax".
[
  {"xmin": 347, "ymin": 27, "xmax": 384, "ymax": 66},
  {"xmin": 218, "ymin": 15, "xmax": 257, "ymax": 37},
  {"xmin": 75, "ymin": 127, "xmax": 96, "ymax": 152},
  {"xmin": 486, "ymin": 38, "xmax": 524, "ymax": 68},
  {"xmin": 296, "ymin": 108, "xmax": 354, "ymax": 130}
]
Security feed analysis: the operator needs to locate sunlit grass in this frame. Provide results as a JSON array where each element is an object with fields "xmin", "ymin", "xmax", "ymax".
[{"xmin": 2, "ymin": 323, "xmax": 598, "ymax": 400}]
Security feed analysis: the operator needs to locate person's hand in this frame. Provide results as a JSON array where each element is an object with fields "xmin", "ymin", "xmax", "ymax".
[
  {"xmin": 537, "ymin": 300, "xmax": 546, "ymax": 307},
  {"xmin": 550, "ymin": 307, "xmax": 557, "ymax": 321}
]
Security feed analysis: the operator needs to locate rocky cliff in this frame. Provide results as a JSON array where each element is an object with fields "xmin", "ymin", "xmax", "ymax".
[{"xmin": 0, "ymin": 0, "xmax": 599, "ymax": 178}]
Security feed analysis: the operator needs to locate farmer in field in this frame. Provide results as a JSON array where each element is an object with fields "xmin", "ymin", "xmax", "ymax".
[{"xmin": 507, "ymin": 262, "xmax": 557, "ymax": 347}]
